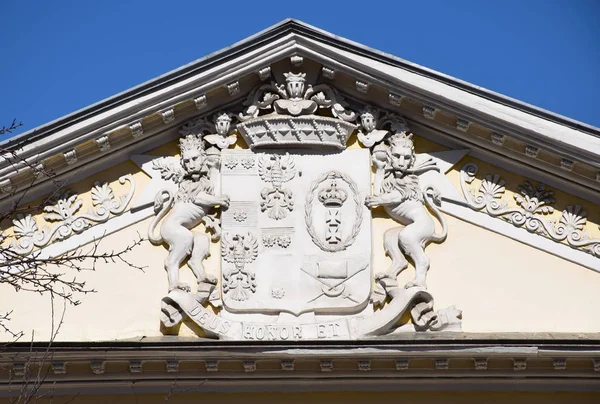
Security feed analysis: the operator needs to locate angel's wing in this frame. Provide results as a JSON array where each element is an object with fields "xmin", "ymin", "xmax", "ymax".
[{"xmin": 152, "ymin": 157, "xmax": 185, "ymax": 183}]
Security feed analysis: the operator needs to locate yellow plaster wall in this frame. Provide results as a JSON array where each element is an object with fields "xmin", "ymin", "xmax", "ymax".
[
  {"xmin": 0, "ymin": 159, "xmax": 151, "ymax": 248},
  {"xmin": 2, "ymin": 135, "xmax": 600, "ymax": 342}
]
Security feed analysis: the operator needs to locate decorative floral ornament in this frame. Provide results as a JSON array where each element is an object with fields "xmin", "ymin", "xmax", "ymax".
[
  {"xmin": 240, "ymin": 156, "xmax": 255, "ymax": 169},
  {"xmin": 262, "ymin": 234, "xmax": 292, "ymax": 249},
  {"xmin": 262, "ymin": 234, "xmax": 276, "ymax": 248},
  {"xmin": 222, "ymin": 156, "xmax": 239, "ymax": 170},
  {"xmin": 8, "ymin": 175, "xmax": 135, "ymax": 256},
  {"xmin": 12, "ymin": 215, "xmax": 38, "ymax": 239},
  {"xmin": 514, "ymin": 181, "xmax": 555, "ymax": 215},
  {"xmin": 233, "ymin": 210, "xmax": 248, "ymax": 223},
  {"xmin": 271, "ymin": 288, "xmax": 285, "ymax": 299},
  {"xmin": 91, "ymin": 181, "xmax": 124, "ymax": 216},
  {"xmin": 44, "ymin": 192, "xmax": 83, "ymax": 223},
  {"xmin": 277, "ymin": 235, "xmax": 292, "ymax": 248},
  {"xmin": 460, "ymin": 162, "xmax": 600, "ymax": 257}
]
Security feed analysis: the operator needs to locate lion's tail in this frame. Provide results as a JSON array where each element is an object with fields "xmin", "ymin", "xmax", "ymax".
[
  {"xmin": 148, "ymin": 189, "xmax": 174, "ymax": 245},
  {"xmin": 424, "ymin": 185, "xmax": 448, "ymax": 244}
]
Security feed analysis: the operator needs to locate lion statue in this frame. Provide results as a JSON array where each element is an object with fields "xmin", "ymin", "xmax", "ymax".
[
  {"xmin": 365, "ymin": 131, "xmax": 447, "ymax": 289},
  {"xmin": 148, "ymin": 134, "xmax": 230, "ymax": 293}
]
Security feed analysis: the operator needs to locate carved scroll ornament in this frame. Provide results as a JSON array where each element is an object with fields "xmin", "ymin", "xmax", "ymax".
[
  {"xmin": 460, "ymin": 162, "xmax": 600, "ymax": 257},
  {"xmin": 7, "ymin": 175, "xmax": 135, "ymax": 256}
]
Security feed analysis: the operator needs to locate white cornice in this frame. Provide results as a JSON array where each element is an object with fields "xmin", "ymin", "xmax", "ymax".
[
  {"xmin": 299, "ymin": 39, "xmax": 600, "ymax": 161},
  {"xmin": 2, "ymin": 337, "xmax": 600, "ymax": 395},
  {"xmin": 0, "ymin": 34, "xmax": 299, "ymax": 171}
]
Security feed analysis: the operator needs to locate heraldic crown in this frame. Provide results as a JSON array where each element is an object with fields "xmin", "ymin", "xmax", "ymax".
[
  {"xmin": 318, "ymin": 179, "xmax": 348, "ymax": 208},
  {"xmin": 236, "ymin": 71, "xmax": 358, "ymax": 149}
]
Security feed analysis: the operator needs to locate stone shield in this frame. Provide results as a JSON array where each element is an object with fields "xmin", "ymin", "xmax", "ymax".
[{"xmin": 220, "ymin": 148, "xmax": 372, "ymax": 316}]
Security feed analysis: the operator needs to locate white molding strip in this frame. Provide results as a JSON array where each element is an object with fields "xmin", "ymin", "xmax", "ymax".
[{"xmin": 39, "ymin": 206, "xmax": 153, "ymax": 260}]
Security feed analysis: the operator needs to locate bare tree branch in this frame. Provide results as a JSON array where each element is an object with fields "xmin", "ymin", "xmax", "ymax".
[
  {"xmin": 0, "ymin": 119, "xmax": 23, "ymax": 136},
  {"xmin": 1, "ymin": 120, "xmax": 145, "ymax": 402}
]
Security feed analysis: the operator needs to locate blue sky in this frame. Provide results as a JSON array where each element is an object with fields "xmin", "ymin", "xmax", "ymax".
[{"xmin": 1, "ymin": 0, "xmax": 599, "ymax": 140}]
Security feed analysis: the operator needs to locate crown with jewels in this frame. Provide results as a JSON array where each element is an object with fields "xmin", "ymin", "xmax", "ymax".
[
  {"xmin": 318, "ymin": 179, "xmax": 348, "ymax": 208},
  {"xmin": 179, "ymin": 134, "xmax": 205, "ymax": 154},
  {"xmin": 236, "ymin": 72, "xmax": 358, "ymax": 149}
]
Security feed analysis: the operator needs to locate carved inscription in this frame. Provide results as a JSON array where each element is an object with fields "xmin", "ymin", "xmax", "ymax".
[
  {"xmin": 243, "ymin": 324, "xmax": 302, "ymax": 341},
  {"xmin": 189, "ymin": 305, "xmax": 232, "ymax": 335},
  {"xmin": 242, "ymin": 321, "xmax": 348, "ymax": 340}
]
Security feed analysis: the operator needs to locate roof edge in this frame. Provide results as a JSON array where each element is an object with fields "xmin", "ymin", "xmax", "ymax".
[{"xmin": 3, "ymin": 19, "xmax": 599, "ymax": 151}]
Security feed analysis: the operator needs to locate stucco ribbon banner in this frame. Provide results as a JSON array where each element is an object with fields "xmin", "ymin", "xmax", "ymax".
[{"xmin": 160, "ymin": 287, "xmax": 448, "ymax": 340}]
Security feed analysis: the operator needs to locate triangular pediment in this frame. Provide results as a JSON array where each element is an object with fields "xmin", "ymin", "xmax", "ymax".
[{"xmin": 1, "ymin": 20, "xmax": 600, "ymax": 346}]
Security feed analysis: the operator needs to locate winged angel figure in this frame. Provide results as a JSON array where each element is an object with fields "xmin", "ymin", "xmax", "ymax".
[{"xmin": 148, "ymin": 134, "xmax": 230, "ymax": 293}]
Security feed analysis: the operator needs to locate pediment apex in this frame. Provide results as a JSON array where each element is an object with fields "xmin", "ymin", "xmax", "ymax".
[{"xmin": 2, "ymin": 19, "xmax": 600, "ymax": 208}]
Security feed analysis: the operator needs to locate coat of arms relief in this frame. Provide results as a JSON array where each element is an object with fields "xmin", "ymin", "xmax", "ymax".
[{"xmin": 149, "ymin": 71, "xmax": 463, "ymax": 340}]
